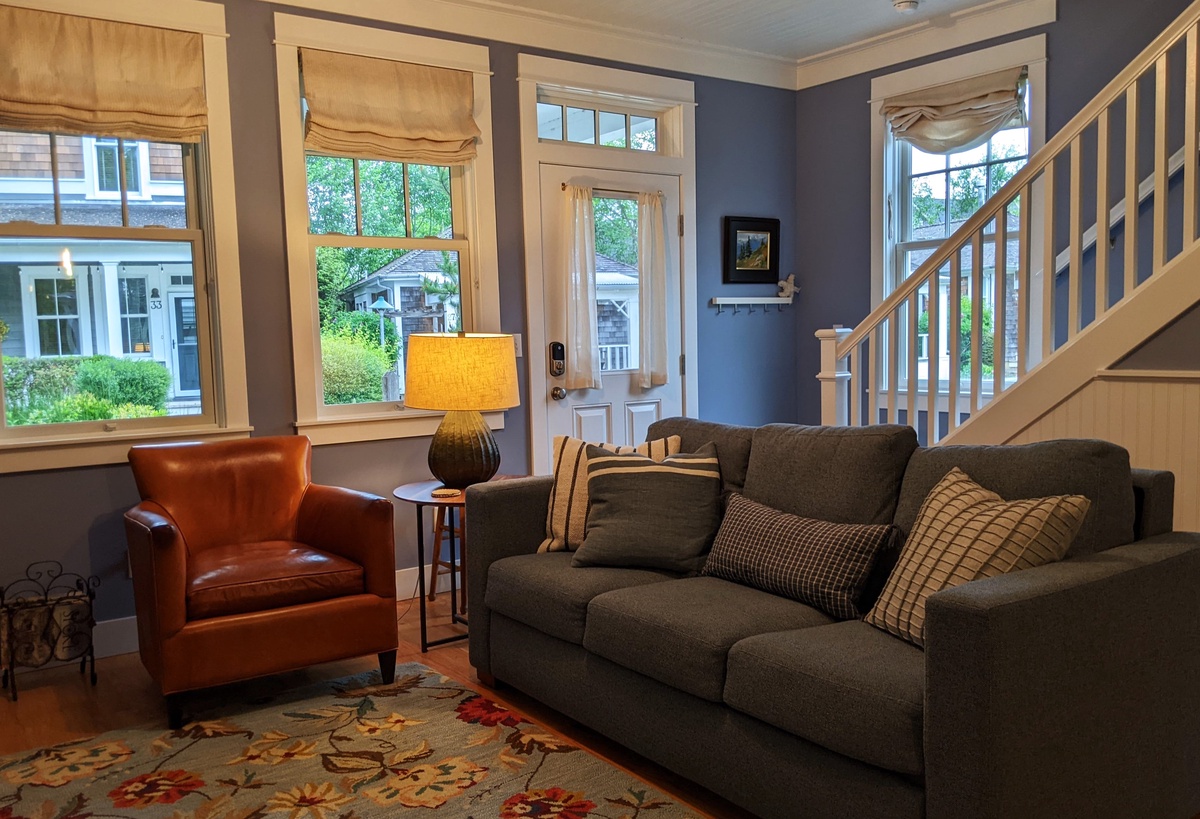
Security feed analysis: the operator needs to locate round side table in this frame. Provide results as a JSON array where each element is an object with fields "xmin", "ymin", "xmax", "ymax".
[{"xmin": 393, "ymin": 480, "xmax": 468, "ymax": 652}]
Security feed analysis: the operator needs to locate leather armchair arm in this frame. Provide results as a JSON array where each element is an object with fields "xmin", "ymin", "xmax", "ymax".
[
  {"xmin": 124, "ymin": 502, "xmax": 189, "ymax": 643},
  {"xmin": 297, "ymin": 484, "xmax": 397, "ymax": 601}
]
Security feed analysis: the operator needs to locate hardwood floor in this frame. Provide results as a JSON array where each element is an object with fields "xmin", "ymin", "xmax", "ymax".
[{"xmin": 0, "ymin": 595, "xmax": 753, "ymax": 818}]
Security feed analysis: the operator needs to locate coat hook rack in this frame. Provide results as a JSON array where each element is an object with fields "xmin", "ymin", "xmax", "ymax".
[{"xmin": 712, "ymin": 274, "xmax": 797, "ymax": 315}]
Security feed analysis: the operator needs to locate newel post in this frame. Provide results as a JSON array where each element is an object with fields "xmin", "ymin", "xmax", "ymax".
[{"xmin": 815, "ymin": 327, "xmax": 852, "ymax": 426}]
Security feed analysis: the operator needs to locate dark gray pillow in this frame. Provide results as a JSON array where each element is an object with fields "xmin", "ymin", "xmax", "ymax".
[
  {"xmin": 703, "ymin": 493, "xmax": 900, "ymax": 620},
  {"xmin": 572, "ymin": 442, "xmax": 723, "ymax": 573}
]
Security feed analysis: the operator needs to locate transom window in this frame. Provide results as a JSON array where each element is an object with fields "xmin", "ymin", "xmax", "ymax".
[{"xmin": 537, "ymin": 100, "xmax": 658, "ymax": 152}]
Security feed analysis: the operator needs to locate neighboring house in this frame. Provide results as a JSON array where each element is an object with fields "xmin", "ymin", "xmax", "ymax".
[
  {"xmin": 0, "ymin": 132, "xmax": 199, "ymax": 401},
  {"xmin": 341, "ymin": 248, "xmax": 641, "ymax": 383}
]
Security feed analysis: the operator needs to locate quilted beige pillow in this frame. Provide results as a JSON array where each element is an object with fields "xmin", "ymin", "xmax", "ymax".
[
  {"xmin": 539, "ymin": 434, "xmax": 680, "ymax": 553},
  {"xmin": 865, "ymin": 467, "xmax": 1090, "ymax": 648}
]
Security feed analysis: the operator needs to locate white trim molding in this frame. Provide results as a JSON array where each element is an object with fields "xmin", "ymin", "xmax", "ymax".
[
  {"xmin": 262, "ymin": 0, "xmax": 1054, "ymax": 91},
  {"xmin": 273, "ymin": 13, "xmax": 503, "ymax": 446}
]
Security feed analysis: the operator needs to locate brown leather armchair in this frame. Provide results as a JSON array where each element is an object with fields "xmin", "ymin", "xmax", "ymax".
[{"xmin": 124, "ymin": 436, "xmax": 398, "ymax": 727}]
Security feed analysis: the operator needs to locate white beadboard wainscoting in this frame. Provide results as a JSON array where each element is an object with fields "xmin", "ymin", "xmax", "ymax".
[{"xmin": 1008, "ymin": 370, "xmax": 1200, "ymax": 531}]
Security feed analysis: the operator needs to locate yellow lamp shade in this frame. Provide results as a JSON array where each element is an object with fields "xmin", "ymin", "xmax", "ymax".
[{"xmin": 404, "ymin": 333, "xmax": 520, "ymax": 411}]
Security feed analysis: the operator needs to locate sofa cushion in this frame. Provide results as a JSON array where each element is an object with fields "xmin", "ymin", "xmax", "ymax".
[
  {"xmin": 742, "ymin": 424, "xmax": 918, "ymax": 525},
  {"xmin": 572, "ymin": 443, "xmax": 723, "ymax": 574},
  {"xmin": 485, "ymin": 552, "xmax": 677, "ymax": 645},
  {"xmin": 893, "ymin": 439, "xmax": 1134, "ymax": 557},
  {"xmin": 539, "ymin": 434, "xmax": 681, "ymax": 553},
  {"xmin": 703, "ymin": 493, "xmax": 899, "ymax": 619},
  {"xmin": 725, "ymin": 620, "xmax": 926, "ymax": 776},
  {"xmin": 187, "ymin": 541, "xmax": 363, "ymax": 620},
  {"xmin": 584, "ymin": 577, "xmax": 832, "ymax": 702},
  {"xmin": 648, "ymin": 416, "xmax": 755, "ymax": 494},
  {"xmin": 868, "ymin": 467, "xmax": 1089, "ymax": 648}
]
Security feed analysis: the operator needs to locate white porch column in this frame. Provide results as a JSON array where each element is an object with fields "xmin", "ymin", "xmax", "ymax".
[
  {"xmin": 100, "ymin": 261, "xmax": 123, "ymax": 357},
  {"xmin": 815, "ymin": 327, "xmax": 852, "ymax": 426}
]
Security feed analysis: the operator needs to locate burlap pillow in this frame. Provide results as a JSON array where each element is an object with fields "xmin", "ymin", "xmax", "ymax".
[
  {"xmin": 866, "ymin": 467, "xmax": 1090, "ymax": 648},
  {"xmin": 539, "ymin": 434, "xmax": 680, "ymax": 552}
]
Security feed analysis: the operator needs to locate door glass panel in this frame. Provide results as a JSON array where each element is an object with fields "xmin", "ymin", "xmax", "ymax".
[{"xmin": 592, "ymin": 195, "xmax": 638, "ymax": 372}]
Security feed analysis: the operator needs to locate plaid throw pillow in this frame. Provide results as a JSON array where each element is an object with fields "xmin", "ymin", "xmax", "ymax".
[
  {"xmin": 865, "ymin": 467, "xmax": 1090, "ymax": 648},
  {"xmin": 572, "ymin": 442, "xmax": 723, "ymax": 573},
  {"xmin": 702, "ymin": 493, "xmax": 899, "ymax": 620},
  {"xmin": 539, "ymin": 434, "xmax": 681, "ymax": 553}
]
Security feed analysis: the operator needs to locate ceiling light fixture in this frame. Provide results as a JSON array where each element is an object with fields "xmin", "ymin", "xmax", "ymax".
[{"xmin": 893, "ymin": 0, "xmax": 918, "ymax": 12}]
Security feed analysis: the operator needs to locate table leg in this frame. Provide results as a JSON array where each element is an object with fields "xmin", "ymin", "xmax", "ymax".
[
  {"xmin": 448, "ymin": 507, "xmax": 459, "ymax": 618},
  {"xmin": 415, "ymin": 504, "xmax": 428, "ymax": 653}
]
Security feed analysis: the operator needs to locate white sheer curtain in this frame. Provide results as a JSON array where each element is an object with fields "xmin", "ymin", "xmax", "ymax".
[
  {"xmin": 564, "ymin": 185, "xmax": 601, "ymax": 390},
  {"xmin": 881, "ymin": 66, "xmax": 1026, "ymax": 155},
  {"xmin": 637, "ymin": 191, "xmax": 669, "ymax": 388}
]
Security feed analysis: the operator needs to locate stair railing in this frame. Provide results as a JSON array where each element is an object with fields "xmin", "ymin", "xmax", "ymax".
[{"xmin": 819, "ymin": 0, "xmax": 1200, "ymax": 444}]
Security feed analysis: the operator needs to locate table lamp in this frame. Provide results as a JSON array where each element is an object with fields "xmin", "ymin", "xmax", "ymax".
[{"xmin": 404, "ymin": 332, "xmax": 520, "ymax": 489}]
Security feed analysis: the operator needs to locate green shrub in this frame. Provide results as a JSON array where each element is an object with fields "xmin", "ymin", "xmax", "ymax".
[
  {"xmin": 24, "ymin": 392, "xmax": 165, "ymax": 425},
  {"xmin": 3, "ymin": 356, "xmax": 82, "ymax": 418},
  {"xmin": 76, "ymin": 356, "xmax": 171, "ymax": 410},
  {"xmin": 328, "ymin": 310, "xmax": 401, "ymax": 367},
  {"xmin": 321, "ymin": 333, "xmax": 388, "ymax": 405}
]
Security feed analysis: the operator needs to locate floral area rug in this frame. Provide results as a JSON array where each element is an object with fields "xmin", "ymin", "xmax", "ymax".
[{"xmin": 0, "ymin": 663, "xmax": 701, "ymax": 818}]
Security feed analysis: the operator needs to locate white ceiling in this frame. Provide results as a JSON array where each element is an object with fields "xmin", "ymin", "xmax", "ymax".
[{"xmin": 445, "ymin": 0, "xmax": 1008, "ymax": 63}]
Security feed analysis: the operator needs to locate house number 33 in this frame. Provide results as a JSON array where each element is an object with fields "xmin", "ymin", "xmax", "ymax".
[{"xmin": 150, "ymin": 299, "xmax": 163, "ymax": 310}]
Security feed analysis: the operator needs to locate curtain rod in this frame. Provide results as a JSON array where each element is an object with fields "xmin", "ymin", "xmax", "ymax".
[{"xmin": 561, "ymin": 183, "xmax": 663, "ymax": 197}]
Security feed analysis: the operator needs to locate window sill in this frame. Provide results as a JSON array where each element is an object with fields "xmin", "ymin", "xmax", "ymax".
[
  {"xmin": 0, "ymin": 424, "xmax": 254, "ymax": 474},
  {"xmin": 296, "ymin": 410, "xmax": 507, "ymax": 446}
]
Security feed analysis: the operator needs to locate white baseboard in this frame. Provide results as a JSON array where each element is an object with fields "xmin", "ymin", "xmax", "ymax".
[{"xmin": 76, "ymin": 563, "xmax": 456, "ymax": 662}]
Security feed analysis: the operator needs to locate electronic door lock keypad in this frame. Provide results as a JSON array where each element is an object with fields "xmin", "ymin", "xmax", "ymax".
[{"xmin": 549, "ymin": 341, "xmax": 565, "ymax": 377}]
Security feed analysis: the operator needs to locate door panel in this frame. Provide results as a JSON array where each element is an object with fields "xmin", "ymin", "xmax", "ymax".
[
  {"xmin": 538, "ymin": 165, "xmax": 683, "ymax": 460},
  {"xmin": 171, "ymin": 295, "xmax": 200, "ymax": 394}
]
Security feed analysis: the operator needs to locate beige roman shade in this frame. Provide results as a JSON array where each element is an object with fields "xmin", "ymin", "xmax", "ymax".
[
  {"xmin": 0, "ymin": 6, "xmax": 207, "ymax": 143},
  {"xmin": 881, "ymin": 66, "xmax": 1026, "ymax": 155},
  {"xmin": 300, "ymin": 48, "xmax": 480, "ymax": 165}
]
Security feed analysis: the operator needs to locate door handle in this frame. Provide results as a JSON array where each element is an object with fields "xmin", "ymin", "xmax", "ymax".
[{"xmin": 551, "ymin": 387, "xmax": 567, "ymax": 400}]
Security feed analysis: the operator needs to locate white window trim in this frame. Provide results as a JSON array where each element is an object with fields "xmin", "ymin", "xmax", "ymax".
[
  {"xmin": 0, "ymin": 0, "xmax": 252, "ymax": 474},
  {"xmin": 870, "ymin": 35, "xmax": 1048, "ymax": 310},
  {"xmin": 517, "ymin": 55, "xmax": 699, "ymax": 475},
  {"xmin": 274, "ymin": 13, "xmax": 502, "ymax": 446}
]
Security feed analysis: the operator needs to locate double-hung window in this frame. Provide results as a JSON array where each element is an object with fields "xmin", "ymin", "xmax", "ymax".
[
  {"xmin": 872, "ymin": 37, "xmax": 1046, "ymax": 390},
  {"xmin": 0, "ymin": 1, "xmax": 248, "ymax": 471},
  {"xmin": 275, "ymin": 15, "xmax": 501, "ymax": 444}
]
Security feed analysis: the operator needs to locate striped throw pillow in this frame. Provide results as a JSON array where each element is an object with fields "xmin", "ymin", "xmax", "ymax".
[
  {"xmin": 865, "ymin": 467, "xmax": 1090, "ymax": 648},
  {"xmin": 572, "ymin": 443, "xmax": 723, "ymax": 573},
  {"xmin": 539, "ymin": 434, "xmax": 681, "ymax": 553},
  {"xmin": 702, "ymin": 494, "xmax": 899, "ymax": 620}
]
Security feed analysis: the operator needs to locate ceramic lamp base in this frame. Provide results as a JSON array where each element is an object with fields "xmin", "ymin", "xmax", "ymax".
[{"xmin": 428, "ymin": 409, "xmax": 500, "ymax": 489}]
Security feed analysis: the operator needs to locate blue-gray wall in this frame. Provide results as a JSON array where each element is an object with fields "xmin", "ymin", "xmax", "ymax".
[{"xmin": 793, "ymin": 0, "xmax": 1197, "ymax": 424}]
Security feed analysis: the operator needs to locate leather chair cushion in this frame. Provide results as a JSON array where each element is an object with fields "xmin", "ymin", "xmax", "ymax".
[{"xmin": 187, "ymin": 541, "xmax": 364, "ymax": 620}]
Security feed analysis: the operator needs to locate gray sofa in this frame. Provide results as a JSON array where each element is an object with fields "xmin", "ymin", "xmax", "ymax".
[{"xmin": 466, "ymin": 418, "xmax": 1200, "ymax": 819}]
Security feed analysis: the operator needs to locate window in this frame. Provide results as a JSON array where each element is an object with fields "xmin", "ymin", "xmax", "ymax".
[
  {"xmin": 275, "ymin": 14, "xmax": 501, "ymax": 445},
  {"xmin": 537, "ymin": 100, "xmax": 658, "ymax": 152},
  {"xmin": 0, "ymin": 1, "xmax": 249, "ymax": 472},
  {"xmin": 871, "ymin": 37, "xmax": 1046, "ymax": 390}
]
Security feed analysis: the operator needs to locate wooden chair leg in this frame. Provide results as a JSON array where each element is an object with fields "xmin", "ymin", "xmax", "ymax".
[
  {"xmin": 428, "ymin": 506, "xmax": 446, "ymax": 601},
  {"xmin": 378, "ymin": 649, "xmax": 397, "ymax": 684},
  {"xmin": 166, "ymin": 694, "xmax": 185, "ymax": 730}
]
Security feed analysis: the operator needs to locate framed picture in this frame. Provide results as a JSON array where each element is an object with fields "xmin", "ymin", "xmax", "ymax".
[{"xmin": 723, "ymin": 216, "xmax": 780, "ymax": 284}]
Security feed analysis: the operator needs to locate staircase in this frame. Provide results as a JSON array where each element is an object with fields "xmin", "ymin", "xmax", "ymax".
[{"xmin": 820, "ymin": 1, "xmax": 1200, "ymax": 432}]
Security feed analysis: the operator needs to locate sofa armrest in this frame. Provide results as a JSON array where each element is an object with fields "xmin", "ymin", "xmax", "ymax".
[
  {"xmin": 124, "ymin": 502, "xmax": 189, "ymax": 684},
  {"xmin": 297, "ymin": 484, "xmax": 397, "ymax": 600},
  {"xmin": 466, "ymin": 476, "xmax": 552, "ymax": 676},
  {"xmin": 1131, "ymin": 468, "xmax": 1174, "ymax": 539},
  {"xmin": 924, "ymin": 534, "xmax": 1200, "ymax": 819}
]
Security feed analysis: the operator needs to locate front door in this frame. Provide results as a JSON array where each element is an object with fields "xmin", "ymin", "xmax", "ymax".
[
  {"xmin": 170, "ymin": 294, "xmax": 199, "ymax": 395},
  {"xmin": 536, "ymin": 164, "xmax": 684, "ymax": 465}
]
